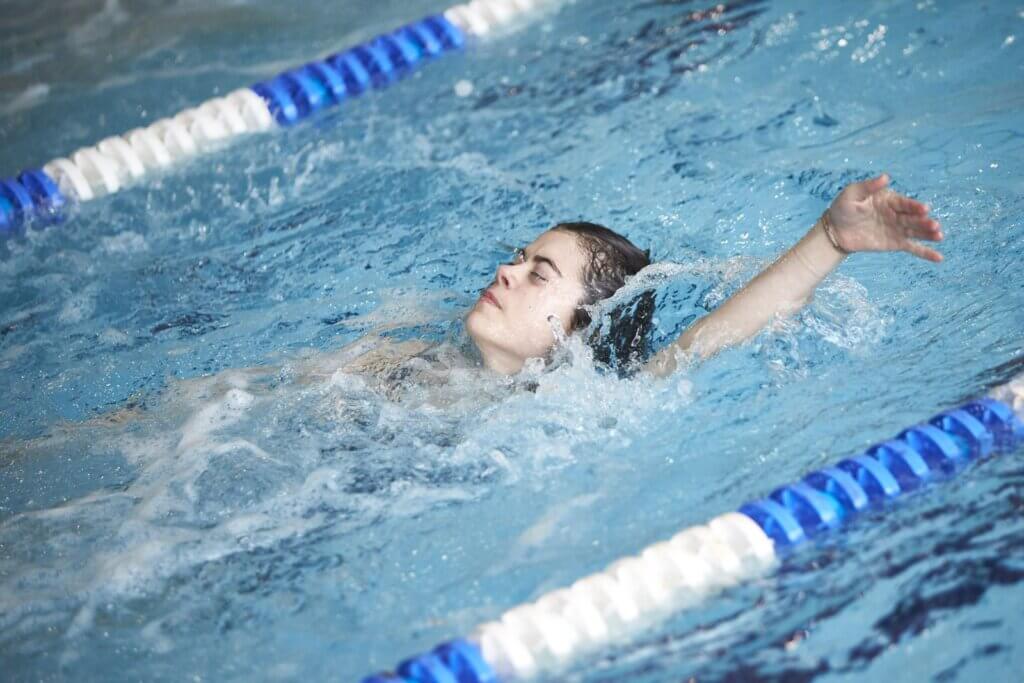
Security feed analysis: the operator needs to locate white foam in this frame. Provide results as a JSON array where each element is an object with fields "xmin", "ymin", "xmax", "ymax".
[
  {"xmin": 57, "ymin": 289, "xmax": 97, "ymax": 325},
  {"xmin": 0, "ymin": 345, "xmax": 521, "ymax": 636},
  {"xmin": 801, "ymin": 275, "xmax": 890, "ymax": 351},
  {"xmin": 98, "ymin": 328, "xmax": 132, "ymax": 346},
  {"xmin": 99, "ymin": 231, "xmax": 149, "ymax": 255},
  {"xmin": 991, "ymin": 373, "xmax": 1024, "ymax": 418}
]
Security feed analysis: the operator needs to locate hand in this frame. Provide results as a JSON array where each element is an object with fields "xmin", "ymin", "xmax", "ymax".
[{"xmin": 828, "ymin": 173, "xmax": 944, "ymax": 262}]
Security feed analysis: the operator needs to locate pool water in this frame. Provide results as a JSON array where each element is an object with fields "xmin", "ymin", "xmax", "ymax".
[{"xmin": 2, "ymin": 0, "xmax": 1023, "ymax": 680}]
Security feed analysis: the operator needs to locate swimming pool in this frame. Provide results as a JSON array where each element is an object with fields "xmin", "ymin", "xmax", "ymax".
[{"xmin": 2, "ymin": 0, "xmax": 1023, "ymax": 680}]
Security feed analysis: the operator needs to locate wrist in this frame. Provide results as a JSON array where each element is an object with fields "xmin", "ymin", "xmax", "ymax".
[
  {"xmin": 820, "ymin": 209, "xmax": 852, "ymax": 256},
  {"xmin": 787, "ymin": 217, "xmax": 847, "ymax": 280}
]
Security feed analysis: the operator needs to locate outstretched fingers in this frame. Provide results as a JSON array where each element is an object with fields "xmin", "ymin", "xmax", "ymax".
[
  {"xmin": 904, "ymin": 239, "xmax": 943, "ymax": 263},
  {"xmin": 898, "ymin": 212, "xmax": 943, "ymax": 240},
  {"xmin": 891, "ymin": 193, "xmax": 929, "ymax": 216},
  {"xmin": 891, "ymin": 188, "xmax": 944, "ymax": 262}
]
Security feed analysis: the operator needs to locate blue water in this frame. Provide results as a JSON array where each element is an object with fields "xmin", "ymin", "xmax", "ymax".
[{"xmin": 1, "ymin": 0, "xmax": 1023, "ymax": 680}]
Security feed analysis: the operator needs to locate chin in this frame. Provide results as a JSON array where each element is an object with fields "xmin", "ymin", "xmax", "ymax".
[
  {"xmin": 464, "ymin": 307, "xmax": 482, "ymax": 333},
  {"xmin": 464, "ymin": 308, "xmax": 492, "ymax": 348},
  {"xmin": 465, "ymin": 310, "xmax": 524, "ymax": 370}
]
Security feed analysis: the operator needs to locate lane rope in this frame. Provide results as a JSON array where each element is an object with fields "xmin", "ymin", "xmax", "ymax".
[
  {"xmin": 0, "ymin": 0, "xmax": 559, "ymax": 234},
  {"xmin": 361, "ymin": 383, "xmax": 1024, "ymax": 682}
]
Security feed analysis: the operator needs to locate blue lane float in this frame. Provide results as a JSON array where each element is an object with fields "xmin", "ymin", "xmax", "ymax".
[
  {"xmin": 5, "ymin": 8, "xmax": 481, "ymax": 234},
  {"xmin": 221, "ymin": 14, "xmax": 466, "ymax": 128},
  {"xmin": 738, "ymin": 398, "xmax": 1024, "ymax": 551},
  {"xmin": 0, "ymin": 197, "xmax": 13, "ymax": 233},
  {"xmin": 0, "ymin": 170, "xmax": 65, "ymax": 233},
  {"xmin": 364, "ymin": 391, "xmax": 1024, "ymax": 681},
  {"xmin": 364, "ymin": 639, "xmax": 497, "ymax": 683}
]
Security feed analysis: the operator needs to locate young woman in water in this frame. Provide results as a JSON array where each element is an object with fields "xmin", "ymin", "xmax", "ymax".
[
  {"xmin": 92, "ymin": 172, "xmax": 941, "ymax": 418},
  {"xmin": 339, "ymin": 172, "xmax": 942, "ymax": 394}
]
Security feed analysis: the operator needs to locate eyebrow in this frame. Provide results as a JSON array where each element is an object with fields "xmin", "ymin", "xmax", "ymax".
[{"xmin": 524, "ymin": 248, "xmax": 563, "ymax": 278}]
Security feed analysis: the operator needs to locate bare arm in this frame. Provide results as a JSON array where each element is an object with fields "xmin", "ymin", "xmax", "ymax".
[
  {"xmin": 645, "ymin": 174, "xmax": 943, "ymax": 377},
  {"xmin": 78, "ymin": 335, "xmax": 429, "ymax": 429}
]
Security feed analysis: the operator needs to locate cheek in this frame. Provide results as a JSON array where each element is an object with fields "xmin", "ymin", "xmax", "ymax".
[
  {"xmin": 529, "ymin": 285, "xmax": 582, "ymax": 335},
  {"xmin": 550, "ymin": 284, "xmax": 584, "ymax": 330},
  {"xmin": 505, "ymin": 298, "xmax": 556, "ymax": 348}
]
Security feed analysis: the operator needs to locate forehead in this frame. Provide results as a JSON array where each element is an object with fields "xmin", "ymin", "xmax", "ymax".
[{"xmin": 525, "ymin": 230, "xmax": 586, "ymax": 281}]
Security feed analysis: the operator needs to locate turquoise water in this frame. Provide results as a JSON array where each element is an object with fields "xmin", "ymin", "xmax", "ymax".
[{"xmin": 1, "ymin": 0, "xmax": 1023, "ymax": 680}]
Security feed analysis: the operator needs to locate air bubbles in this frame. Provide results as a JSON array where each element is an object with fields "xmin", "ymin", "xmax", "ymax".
[{"xmin": 851, "ymin": 24, "xmax": 887, "ymax": 63}]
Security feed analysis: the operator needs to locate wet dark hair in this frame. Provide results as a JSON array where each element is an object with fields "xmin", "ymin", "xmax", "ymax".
[{"xmin": 553, "ymin": 222, "xmax": 655, "ymax": 371}]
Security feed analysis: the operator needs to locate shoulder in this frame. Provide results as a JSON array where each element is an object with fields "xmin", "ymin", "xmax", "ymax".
[{"xmin": 342, "ymin": 337, "xmax": 432, "ymax": 376}]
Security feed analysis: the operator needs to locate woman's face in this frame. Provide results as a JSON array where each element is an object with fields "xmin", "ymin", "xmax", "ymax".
[{"xmin": 466, "ymin": 229, "xmax": 588, "ymax": 374}]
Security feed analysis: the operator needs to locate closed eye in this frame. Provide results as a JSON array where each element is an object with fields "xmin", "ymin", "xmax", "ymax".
[{"xmin": 510, "ymin": 246, "xmax": 552, "ymax": 282}]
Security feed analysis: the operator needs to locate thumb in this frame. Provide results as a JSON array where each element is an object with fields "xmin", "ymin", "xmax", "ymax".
[
  {"xmin": 863, "ymin": 173, "xmax": 890, "ymax": 195},
  {"xmin": 847, "ymin": 173, "xmax": 890, "ymax": 201}
]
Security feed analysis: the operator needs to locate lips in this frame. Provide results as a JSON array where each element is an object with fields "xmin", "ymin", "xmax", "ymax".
[{"xmin": 480, "ymin": 289, "xmax": 502, "ymax": 309}]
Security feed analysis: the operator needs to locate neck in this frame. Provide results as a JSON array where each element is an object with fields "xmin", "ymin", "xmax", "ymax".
[{"xmin": 474, "ymin": 341, "xmax": 525, "ymax": 376}]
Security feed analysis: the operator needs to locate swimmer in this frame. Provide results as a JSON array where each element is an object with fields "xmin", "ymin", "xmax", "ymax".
[{"xmin": 87, "ymin": 172, "xmax": 941, "ymax": 422}]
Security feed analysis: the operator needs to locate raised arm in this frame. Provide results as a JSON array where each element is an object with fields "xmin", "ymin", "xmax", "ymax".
[{"xmin": 645, "ymin": 174, "xmax": 943, "ymax": 377}]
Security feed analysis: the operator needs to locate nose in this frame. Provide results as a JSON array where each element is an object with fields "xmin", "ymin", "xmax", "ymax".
[{"xmin": 496, "ymin": 262, "xmax": 516, "ymax": 288}]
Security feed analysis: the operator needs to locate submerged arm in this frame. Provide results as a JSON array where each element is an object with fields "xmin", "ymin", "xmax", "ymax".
[{"xmin": 645, "ymin": 174, "xmax": 943, "ymax": 377}]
